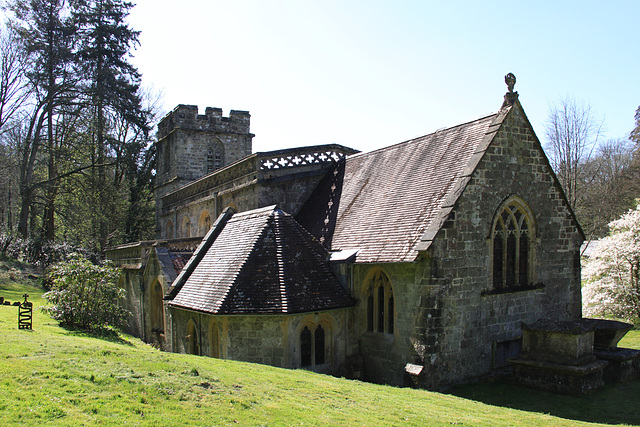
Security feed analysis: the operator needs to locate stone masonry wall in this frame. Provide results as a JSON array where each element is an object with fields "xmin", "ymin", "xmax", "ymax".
[
  {"xmin": 155, "ymin": 105, "xmax": 253, "ymax": 220},
  {"xmin": 419, "ymin": 102, "xmax": 583, "ymax": 388},
  {"xmin": 168, "ymin": 308, "xmax": 350, "ymax": 374},
  {"xmin": 119, "ymin": 268, "xmax": 143, "ymax": 338},
  {"xmin": 349, "ymin": 262, "xmax": 431, "ymax": 386}
]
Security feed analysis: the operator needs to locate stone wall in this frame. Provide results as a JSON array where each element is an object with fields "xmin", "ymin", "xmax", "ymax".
[
  {"xmin": 155, "ymin": 105, "xmax": 254, "ymax": 223},
  {"xmin": 417, "ymin": 102, "xmax": 583, "ymax": 388},
  {"xmin": 167, "ymin": 308, "xmax": 350, "ymax": 374},
  {"xmin": 119, "ymin": 268, "xmax": 144, "ymax": 338},
  {"xmin": 343, "ymin": 262, "xmax": 430, "ymax": 386},
  {"xmin": 157, "ymin": 146, "xmax": 357, "ymax": 239}
]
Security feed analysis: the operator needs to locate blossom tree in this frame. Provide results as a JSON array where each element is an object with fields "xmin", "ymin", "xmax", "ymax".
[{"xmin": 583, "ymin": 200, "xmax": 640, "ymax": 324}]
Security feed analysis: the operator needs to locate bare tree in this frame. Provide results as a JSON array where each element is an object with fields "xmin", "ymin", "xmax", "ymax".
[
  {"xmin": 545, "ymin": 96, "xmax": 603, "ymax": 210},
  {"xmin": 0, "ymin": 26, "xmax": 29, "ymax": 135},
  {"xmin": 579, "ymin": 138, "xmax": 637, "ymax": 238}
]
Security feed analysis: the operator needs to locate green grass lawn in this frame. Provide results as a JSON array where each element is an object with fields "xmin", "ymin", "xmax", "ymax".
[{"xmin": 1, "ymin": 265, "xmax": 640, "ymax": 426}]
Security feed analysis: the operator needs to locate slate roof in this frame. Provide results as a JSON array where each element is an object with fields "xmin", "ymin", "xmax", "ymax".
[
  {"xmin": 298, "ymin": 111, "xmax": 503, "ymax": 263},
  {"xmin": 168, "ymin": 206, "xmax": 353, "ymax": 314}
]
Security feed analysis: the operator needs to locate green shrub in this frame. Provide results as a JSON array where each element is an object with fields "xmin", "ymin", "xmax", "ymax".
[{"xmin": 42, "ymin": 254, "xmax": 129, "ymax": 331}]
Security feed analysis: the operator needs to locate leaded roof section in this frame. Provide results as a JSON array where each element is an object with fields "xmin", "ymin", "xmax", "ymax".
[
  {"xmin": 168, "ymin": 206, "xmax": 353, "ymax": 314},
  {"xmin": 299, "ymin": 113, "xmax": 500, "ymax": 263}
]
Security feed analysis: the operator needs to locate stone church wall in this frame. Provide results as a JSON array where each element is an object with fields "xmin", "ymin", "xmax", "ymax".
[
  {"xmin": 418, "ymin": 103, "xmax": 583, "ymax": 388},
  {"xmin": 158, "ymin": 146, "xmax": 357, "ymax": 239},
  {"xmin": 350, "ymin": 262, "xmax": 431, "ymax": 386},
  {"xmin": 120, "ymin": 268, "xmax": 144, "ymax": 338},
  {"xmin": 155, "ymin": 105, "xmax": 254, "ymax": 224},
  {"xmin": 168, "ymin": 308, "xmax": 350, "ymax": 374}
]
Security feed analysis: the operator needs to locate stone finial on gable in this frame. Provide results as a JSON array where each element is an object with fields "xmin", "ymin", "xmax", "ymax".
[{"xmin": 503, "ymin": 73, "xmax": 519, "ymax": 106}]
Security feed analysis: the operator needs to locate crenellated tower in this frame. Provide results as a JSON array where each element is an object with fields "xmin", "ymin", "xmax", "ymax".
[{"xmin": 155, "ymin": 104, "xmax": 254, "ymax": 206}]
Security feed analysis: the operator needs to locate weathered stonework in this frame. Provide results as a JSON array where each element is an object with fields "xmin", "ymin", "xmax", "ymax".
[
  {"xmin": 167, "ymin": 308, "xmax": 350, "ymax": 374},
  {"xmin": 157, "ymin": 145, "xmax": 358, "ymax": 239},
  {"xmin": 107, "ymin": 88, "xmax": 585, "ymax": 390},
  {"xmin": 155, "ymin": 105, "xmax": 254, "ymax": 234}
]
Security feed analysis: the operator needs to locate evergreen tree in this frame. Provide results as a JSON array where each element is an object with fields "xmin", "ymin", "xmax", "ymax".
[
  {"xmin": 9, "ymin": 0, "xmax": 79, "ymax": 240},
  {"xmin": 72, "ymin": 0, "xmax": 150, "ymax": 250}
]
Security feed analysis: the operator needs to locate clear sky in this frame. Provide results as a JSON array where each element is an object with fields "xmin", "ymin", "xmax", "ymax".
[{"xmin": 128, "ymin": 0, "xmax": 639, "ymax": 153}]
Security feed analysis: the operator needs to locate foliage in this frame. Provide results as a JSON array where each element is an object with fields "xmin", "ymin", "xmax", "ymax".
[
  {"xmin": 577, "ymin": 139, "xmax": 638, "ymax": 237},
  {"xmin": 545, "ymin": 96, "xmax": 603, "ymax": 210},
  {"xmin": 42, "ymin": 253, "xmax": 128, "ymax": 330},
  {"xmin": 0, "ymin": 1, "xmax": 158, "ymax": 250},
  {"xmin": 583, "ymin": 201, "xmax": 640, "ymax": 324},
  {"xmin": 545, "ymin": 97, "xmax": 639, "ymax": 240},
  {"xmin": 0, "ymin": 230, "xmax": 97, "ymax": 267}
]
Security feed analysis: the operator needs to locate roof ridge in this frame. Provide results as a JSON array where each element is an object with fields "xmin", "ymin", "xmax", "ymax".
[{"xmin": 348, "ymin": 112, "xmax": 498, "ymax": 159}]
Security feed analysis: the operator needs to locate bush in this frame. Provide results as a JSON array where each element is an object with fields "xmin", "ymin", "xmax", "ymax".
[
  {"xmin": 42, "ymin": 254, "xmax": 129, "ymax": 331},
  {"xmin": 0, "ymin": 231, "xmax": 99, "ymax": 269},
  {"xmin": 583, "ymin": 200, "xmax": 640, "ymax": 325}
]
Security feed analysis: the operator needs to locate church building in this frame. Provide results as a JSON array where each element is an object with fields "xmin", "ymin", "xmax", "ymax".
[{"xmin": 106, "ymin": 75, "xmax": 584, "ymax": 389}]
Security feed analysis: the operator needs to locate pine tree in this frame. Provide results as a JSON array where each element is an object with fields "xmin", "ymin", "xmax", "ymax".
[
  {"xmin": 9, "ymin": 0, "xmax": 79, "ymax": 240},
  {"xmin": 72, "ymin": 0, "xmax": 149, "ymax": 249}
]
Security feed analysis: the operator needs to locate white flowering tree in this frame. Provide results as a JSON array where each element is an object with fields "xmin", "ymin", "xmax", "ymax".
[{"xmin": 583, "ymin": 201, "xmax": 640, "ymax": 324}]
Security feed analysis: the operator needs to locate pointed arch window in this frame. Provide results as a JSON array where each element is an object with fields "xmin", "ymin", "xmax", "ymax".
[
  {"xmin": 206, "ymin": 143, "xmax": 224, "ymax": 173},
  {"xmin": 206, "ymin": 148, "xmax": 214, "ymax": 173},
  {"xmin": 300, "ymin": 322, "xmax": 330, "ymax": 368},
  {"xmin": 492, "ymin": 198, "xmax": 534, "ymax": 290},
  {"xmin": 364, "ymin": 270, "xmax": 394, "ymax": 335}
]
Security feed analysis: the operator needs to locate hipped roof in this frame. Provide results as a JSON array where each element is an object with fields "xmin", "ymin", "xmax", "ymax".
[{"xmin": 167, "ymin": 206, "xmax": 353, "ymax": 315}]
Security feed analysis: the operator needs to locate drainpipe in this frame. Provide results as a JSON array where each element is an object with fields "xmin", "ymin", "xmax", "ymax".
[
  {"xmin": 199, "ymin": 313, "xmax": 204, "ymax": 356},
  {"xmin": 140, "ymin": 271, "xmax": 146, "ymax": 342}
]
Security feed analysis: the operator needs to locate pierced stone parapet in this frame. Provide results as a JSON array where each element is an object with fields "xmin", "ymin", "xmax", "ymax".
[
  {"xmin": 259, "ymin": 146, "xmax": 354, "ymax": 170},
  {"xmin": 160, "ymin": 144, "xmax": 358, "ymax": 213}
]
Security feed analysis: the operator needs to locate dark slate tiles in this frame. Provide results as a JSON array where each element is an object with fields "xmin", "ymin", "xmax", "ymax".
[{"xmin": 169, "ymin": 206, "xmax": 352, "ymax": 314}]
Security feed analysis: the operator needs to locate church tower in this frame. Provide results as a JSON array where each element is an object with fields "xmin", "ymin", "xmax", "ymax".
[
  {"xmin": 155, "ymin": 105, "xmax": 253, "ymax": 239},
  {"xmin": 155, "ymin": 104, "xmax": 253, "ymax": 212}
]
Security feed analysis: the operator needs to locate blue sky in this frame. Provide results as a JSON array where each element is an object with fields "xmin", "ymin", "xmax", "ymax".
[{"xmin": 129, "ymin": 1, "xmax": 639, "ymax": 153}]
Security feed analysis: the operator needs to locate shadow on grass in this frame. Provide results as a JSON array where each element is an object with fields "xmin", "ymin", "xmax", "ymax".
[
  {"xmin": 61, "ymin": 324, "xmax": 134, "ymax": 346},
  {"xmin": 449, "ymin": 376, "xmax": 640, "ymax": 425}
]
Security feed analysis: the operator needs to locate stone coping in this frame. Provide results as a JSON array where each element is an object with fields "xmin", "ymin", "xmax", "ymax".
[{"xmin": 510, "ymin": 358, "xmax": 608, "ymax": 374}]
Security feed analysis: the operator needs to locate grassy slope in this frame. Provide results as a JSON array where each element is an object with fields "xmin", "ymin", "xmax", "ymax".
[{"xmin": 1, "ymin": 268, "xmax": 639, "ymax": 426}]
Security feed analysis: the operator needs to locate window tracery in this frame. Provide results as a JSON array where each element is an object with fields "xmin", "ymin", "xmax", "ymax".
[
  {"xmin": 206, "ymin": 143, "xmax": 224, "ymax": 174},
  {"xmin": 492, "ymin": 197, "xmax": 534, "ymax": 290}
]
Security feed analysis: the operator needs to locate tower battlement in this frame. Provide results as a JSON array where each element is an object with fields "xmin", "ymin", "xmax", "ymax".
[{"xmin": 157, "ymin": 104, "xmax": 251, "ymax": 139}]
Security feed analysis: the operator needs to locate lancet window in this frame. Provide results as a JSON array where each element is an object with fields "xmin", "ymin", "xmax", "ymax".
[
  {"xmin": 300, "ymin": 323, "xmax": 328, "ymax": 368},
  {"xmin": 364, "ymin": 270, "xmax": 394, "ymax": 335}
]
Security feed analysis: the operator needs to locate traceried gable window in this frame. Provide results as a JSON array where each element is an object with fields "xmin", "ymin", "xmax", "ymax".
[
  {"xmin": 492, "ymin": 197, "xmax": 534, "ymax": 290},
  {"xmin": 364, "ymin": 270, "xmax": 394, "ymax": 335}
]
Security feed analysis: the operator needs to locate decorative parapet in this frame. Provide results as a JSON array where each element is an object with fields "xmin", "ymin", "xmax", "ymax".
[
  {"xmin": 157, "ymin": 104, "xmax": 251, "ymax": 140},
  {"xmin": 258, "ymin": 145, "xmax": 355, "ymax": 170},
  {"xmin": 106, "ymin": 241, "xmax": 156, "ymax": 269},
  {"xmin": 160, "ymin": 144, "xmax": 358, "ymax": 213}
]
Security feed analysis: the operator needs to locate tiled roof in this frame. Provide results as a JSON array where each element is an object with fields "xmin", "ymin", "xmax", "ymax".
[
  {"xmin": 298, "ymin": 112, "xmax": 501, "ymax": 263},
  {"xmin": 168, "ymin": 206, "xmax": 353, "ymax": 314},
  {"xmin": 155, "ymin": 247, "xmax": 194, "ymax": 284}
]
